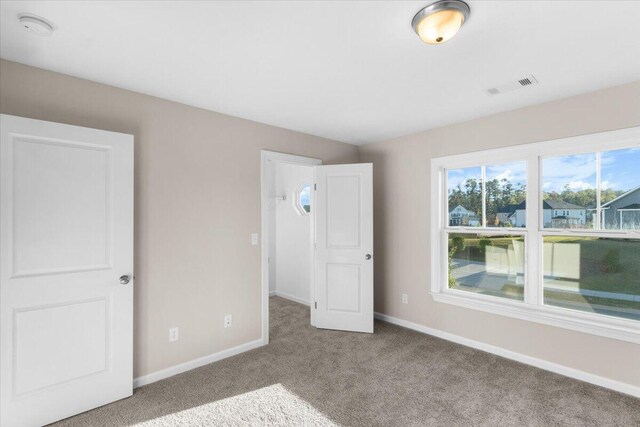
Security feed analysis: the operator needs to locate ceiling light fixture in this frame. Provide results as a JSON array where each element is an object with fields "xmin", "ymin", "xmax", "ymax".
[
  {"xmin": 18, "ymin": 14, "xmax": 54, "ymax": 36},
  {"xmin": 412, "ymin": 0, "xmax": 470, "ymax": 45}
]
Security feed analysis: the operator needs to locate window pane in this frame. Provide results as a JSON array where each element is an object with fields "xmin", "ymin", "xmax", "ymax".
[
  {"xmin": 486, "ymin": 162, "xmax": 527, "ymax": 228},
  {"xmin": 448, "ymin": 233, "xmax": 525, "ymax": 301},
  {"xmin": 296, "ymin": 184, "xmax": 311, "ymax": 214},
  {"xmin": 543, "ymin": 237, "xmax": 640, "ymax": 321},
  {"xmin": 447, "ymin": 167, "xmax": 482, "ymax": 227},
  {"xmin": 601, "ymin": 148, "xmax": 640, "ymax": 230},
  {"xmin": 300, "ymin": 184, "xmax": 311, "ymax": 213},
  {"xmin": 541, "ymin": 154, "xmax": 596, "ymax": 229}
]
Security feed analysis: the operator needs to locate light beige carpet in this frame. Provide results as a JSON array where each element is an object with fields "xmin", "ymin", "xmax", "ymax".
[
  {"xmin": 133, "ymin": 384, "xmax": 336, "ymax": 427},
  {"xmin": 52, "ymin": 296, "xmax": 639, "ymax": 426}
]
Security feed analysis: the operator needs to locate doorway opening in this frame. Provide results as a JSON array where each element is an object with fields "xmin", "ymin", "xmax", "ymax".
[
  {"xmin": 261, "ymin": 151, "xmax": 321, "ymax": 344},
  {"xmin": 261, "ymin": 151, "xmax": 374, "ymax": 344}
]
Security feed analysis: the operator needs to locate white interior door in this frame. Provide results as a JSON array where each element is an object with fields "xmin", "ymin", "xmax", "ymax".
[
  {"xmin": 0, "ymin": 115, "xmax": 134, "ymax": 427},
  {"xmin": 314, "ymin": 163, "xmax": 373, "ymax": 333}
]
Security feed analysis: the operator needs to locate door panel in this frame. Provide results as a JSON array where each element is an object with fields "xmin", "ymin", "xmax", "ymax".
[
  {"xmin": 12, "ymin": 136, "xmax": 111, "ymax": 275},
  {"xmin": 314, "ymin": 164, "xmax": 373, "ymax": 333},
  {"xmin": 1, "ymin": 115, "xmax": 134, "ymax": 427},
  {"xmin": 327, "ymin": 175, "xmax": 361, "ymax": 248},
  {"xmin": 326, "ymin": 263, "xmax": 361, "ymax": 312},
  {"xmin": 14, "ymin": 298, "xmax": 109, "ymax": 396}
]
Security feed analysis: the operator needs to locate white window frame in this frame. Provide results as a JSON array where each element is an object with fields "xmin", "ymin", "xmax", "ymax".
[{"xmin": 430, "ymin": 126, "xmax": 640, "ymax": 344}]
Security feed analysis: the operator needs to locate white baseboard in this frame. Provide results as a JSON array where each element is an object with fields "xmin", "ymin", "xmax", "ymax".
[
  {"xmin": 374, "ymin": 312, "xmax": 640, "ymax": 399},
  {"xmin": 133, "ymin": 338, "xmax": 264, "ymax": 388},
  {"xmin": 269, "ymin": 290, "xmax": 276, "ymax": 297},
  {"xmin": 272, "ymin": 290, "xmax": 310, "ymax": 306}
]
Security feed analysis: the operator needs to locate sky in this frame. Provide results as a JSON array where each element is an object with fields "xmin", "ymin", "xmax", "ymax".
[
  {"xmin": 299, "ymin": 184, "xmax": 311, "ymax": 206},
  {"xmin": 447, "ymin": 166, "xmax": 481, "ymax": 193},
  {"xmin": 541, "ymin": 153, "xmax": 595, "ymax": 192},
  {"xmin": 447, "ymin": 162, "xmax": 526, "ymax": 193},
  {"xmin": 543, "ymin": 148, "xmax": 640, "ymax": 193},
  {"xmin": 447, "ymin": 148, "xmax": 640, "ymax": 195},
  {"xmin": 599, "ymin": 147, "xmax": 640, "ymax": 192},
  {"xmin": 486, "ymin": 162, "xmax": 526, "ymax": 189}
]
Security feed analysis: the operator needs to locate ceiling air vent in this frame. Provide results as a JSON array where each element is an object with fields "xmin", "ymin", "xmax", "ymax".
[{"xmin": 486, "ymin": 75, "xmax": 539, "ymax": 96}]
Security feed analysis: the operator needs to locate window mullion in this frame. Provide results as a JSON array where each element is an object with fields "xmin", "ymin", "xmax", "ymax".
[
  {"xmin": 526, "ymin": 154, "xmax": 540, "ymax": 306},
  {"xmin": 481, "ymin": 166, "xmax": 486, "ymax": 227},
  {"xmin": 596, "ymin": 151, "xmax": 601, "ymax": 230}
]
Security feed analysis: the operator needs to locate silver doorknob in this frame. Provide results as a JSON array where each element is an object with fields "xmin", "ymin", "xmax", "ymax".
[
  {"xmin": 365, "ymin": 254, "xmax": 372, "ymax": 260},
  {"xmin": 119, "ymin": 275, "xmax": 131, "ymax": 285}
]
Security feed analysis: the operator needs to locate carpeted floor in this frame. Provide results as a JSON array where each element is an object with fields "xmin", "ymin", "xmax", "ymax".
[{"xmin": 53, "ymin": 296, "xmax": 639, "ymax": 426}]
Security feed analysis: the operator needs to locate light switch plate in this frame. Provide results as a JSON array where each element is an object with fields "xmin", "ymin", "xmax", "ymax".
[
  {"xmin": 169, "ymin": 327, "xmax": 179, "ymax": 342},
  {"xmin": 251, "ymin": 233, "xmax": 259, "ymax": 245}
]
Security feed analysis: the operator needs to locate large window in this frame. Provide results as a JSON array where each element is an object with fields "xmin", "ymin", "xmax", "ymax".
[{"xmin": 432, "ymin": 127, "xmax": 640, "ymax": 342}]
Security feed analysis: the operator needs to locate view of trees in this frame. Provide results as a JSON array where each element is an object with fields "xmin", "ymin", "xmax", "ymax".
[
  {"xmin": 448, "ymin": 177, "xmax": 526, "ymax": 225},
  {"xmin": 543, "ymin": 186, "xmax": 624, "ymax": 207},
  {"xmin": 449, "ymin": 178, "xmax": 627, "ymax": 227}
]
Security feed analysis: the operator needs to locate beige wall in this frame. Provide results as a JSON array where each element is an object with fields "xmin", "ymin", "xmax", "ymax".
[
  {"xmin": 2, "ymin": 57, "xmax": 639, "ymax": 389},
  {"xmin": 0, "ymin": 59, "xmax": 358, "ymax": 378},
  {"xmin": 359, "ymin": 81, "xmax": 640, "ymax": 388}
]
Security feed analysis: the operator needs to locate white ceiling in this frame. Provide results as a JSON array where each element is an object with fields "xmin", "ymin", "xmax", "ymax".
[{"xmin": 1, "ymin": 1, "xmax": 640, "ymax": 145}]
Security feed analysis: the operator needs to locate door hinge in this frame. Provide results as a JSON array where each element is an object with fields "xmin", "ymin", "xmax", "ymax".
[
  {"xmin": 314, "ymin": 242, "xmax": 317, "ymax": 250},
  {"xmin": 314, "ymin": 302, "xmax": 317, "ymax": 309},
  {"xmin": 314, "ymin": 183, "xmax": 317, "ymax": 191}
]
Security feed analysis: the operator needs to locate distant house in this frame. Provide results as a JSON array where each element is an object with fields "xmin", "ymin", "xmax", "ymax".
[
  {"xmin": 496, "ymin": 204, "xmax": 519, "ymax": 226},
  {"xmin": 449, "ymin": 205, "xmax": 480, "ymax": 226},
  {"xmin": 544, "ymin": 199, "xmax": 588, "ymax": 228},
  {"xmin": 498, "ymin": 199, "xmax": 587, "ymax": 228},
  {"xmin": 601, "ymin": 186, "xmax": 640, "ymax": 230}
]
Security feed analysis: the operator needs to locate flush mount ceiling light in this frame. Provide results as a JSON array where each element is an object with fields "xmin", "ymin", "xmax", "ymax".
[
  {"xmin": 412, "ymin": 0, "xmax": 470, "ymax": 45},
  {"xmin": 18, "ymin": 13, "xmax": 54, "ymax": 36}
]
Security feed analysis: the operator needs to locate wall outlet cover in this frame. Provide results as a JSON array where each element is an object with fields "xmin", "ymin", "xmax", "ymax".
[
  {"xmin": 224, "ymin": 314, "xmax": 232, "ymax": 328},
  {"xmin": 169, "ymin": 327, "xmax": 179, "ymax": 342}
]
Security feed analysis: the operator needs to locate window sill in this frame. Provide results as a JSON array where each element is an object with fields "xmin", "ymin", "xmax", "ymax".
[{"xmin": 431, "ymin": 290, "xmax": 640, "ymax": 344}]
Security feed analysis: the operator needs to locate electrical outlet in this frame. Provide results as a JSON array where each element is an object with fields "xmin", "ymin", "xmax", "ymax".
[
  {"xmin": 251, "ymin": 233, "xmax": 259, "ymax": 246},
  {"xmin": 402, "ymin": 293, "xmax": 408, "ymax": 304},
  {"xmin": 169, "ymin": 327, "xmax": 179, "ymax": 342},
  {"xmin": 224, "ymin": 314, "xmax": 232, "ymax": 328}
]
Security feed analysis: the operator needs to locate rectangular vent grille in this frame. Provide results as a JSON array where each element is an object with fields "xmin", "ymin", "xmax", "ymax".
[{"xmin": 487, "ymin": 75, "xmax": 538, "ymax": 96}]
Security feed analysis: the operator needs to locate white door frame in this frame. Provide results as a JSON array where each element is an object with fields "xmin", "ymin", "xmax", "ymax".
[{"xmin": 260, "ymin": 150, "xmax": 321, "ymax": 344}]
